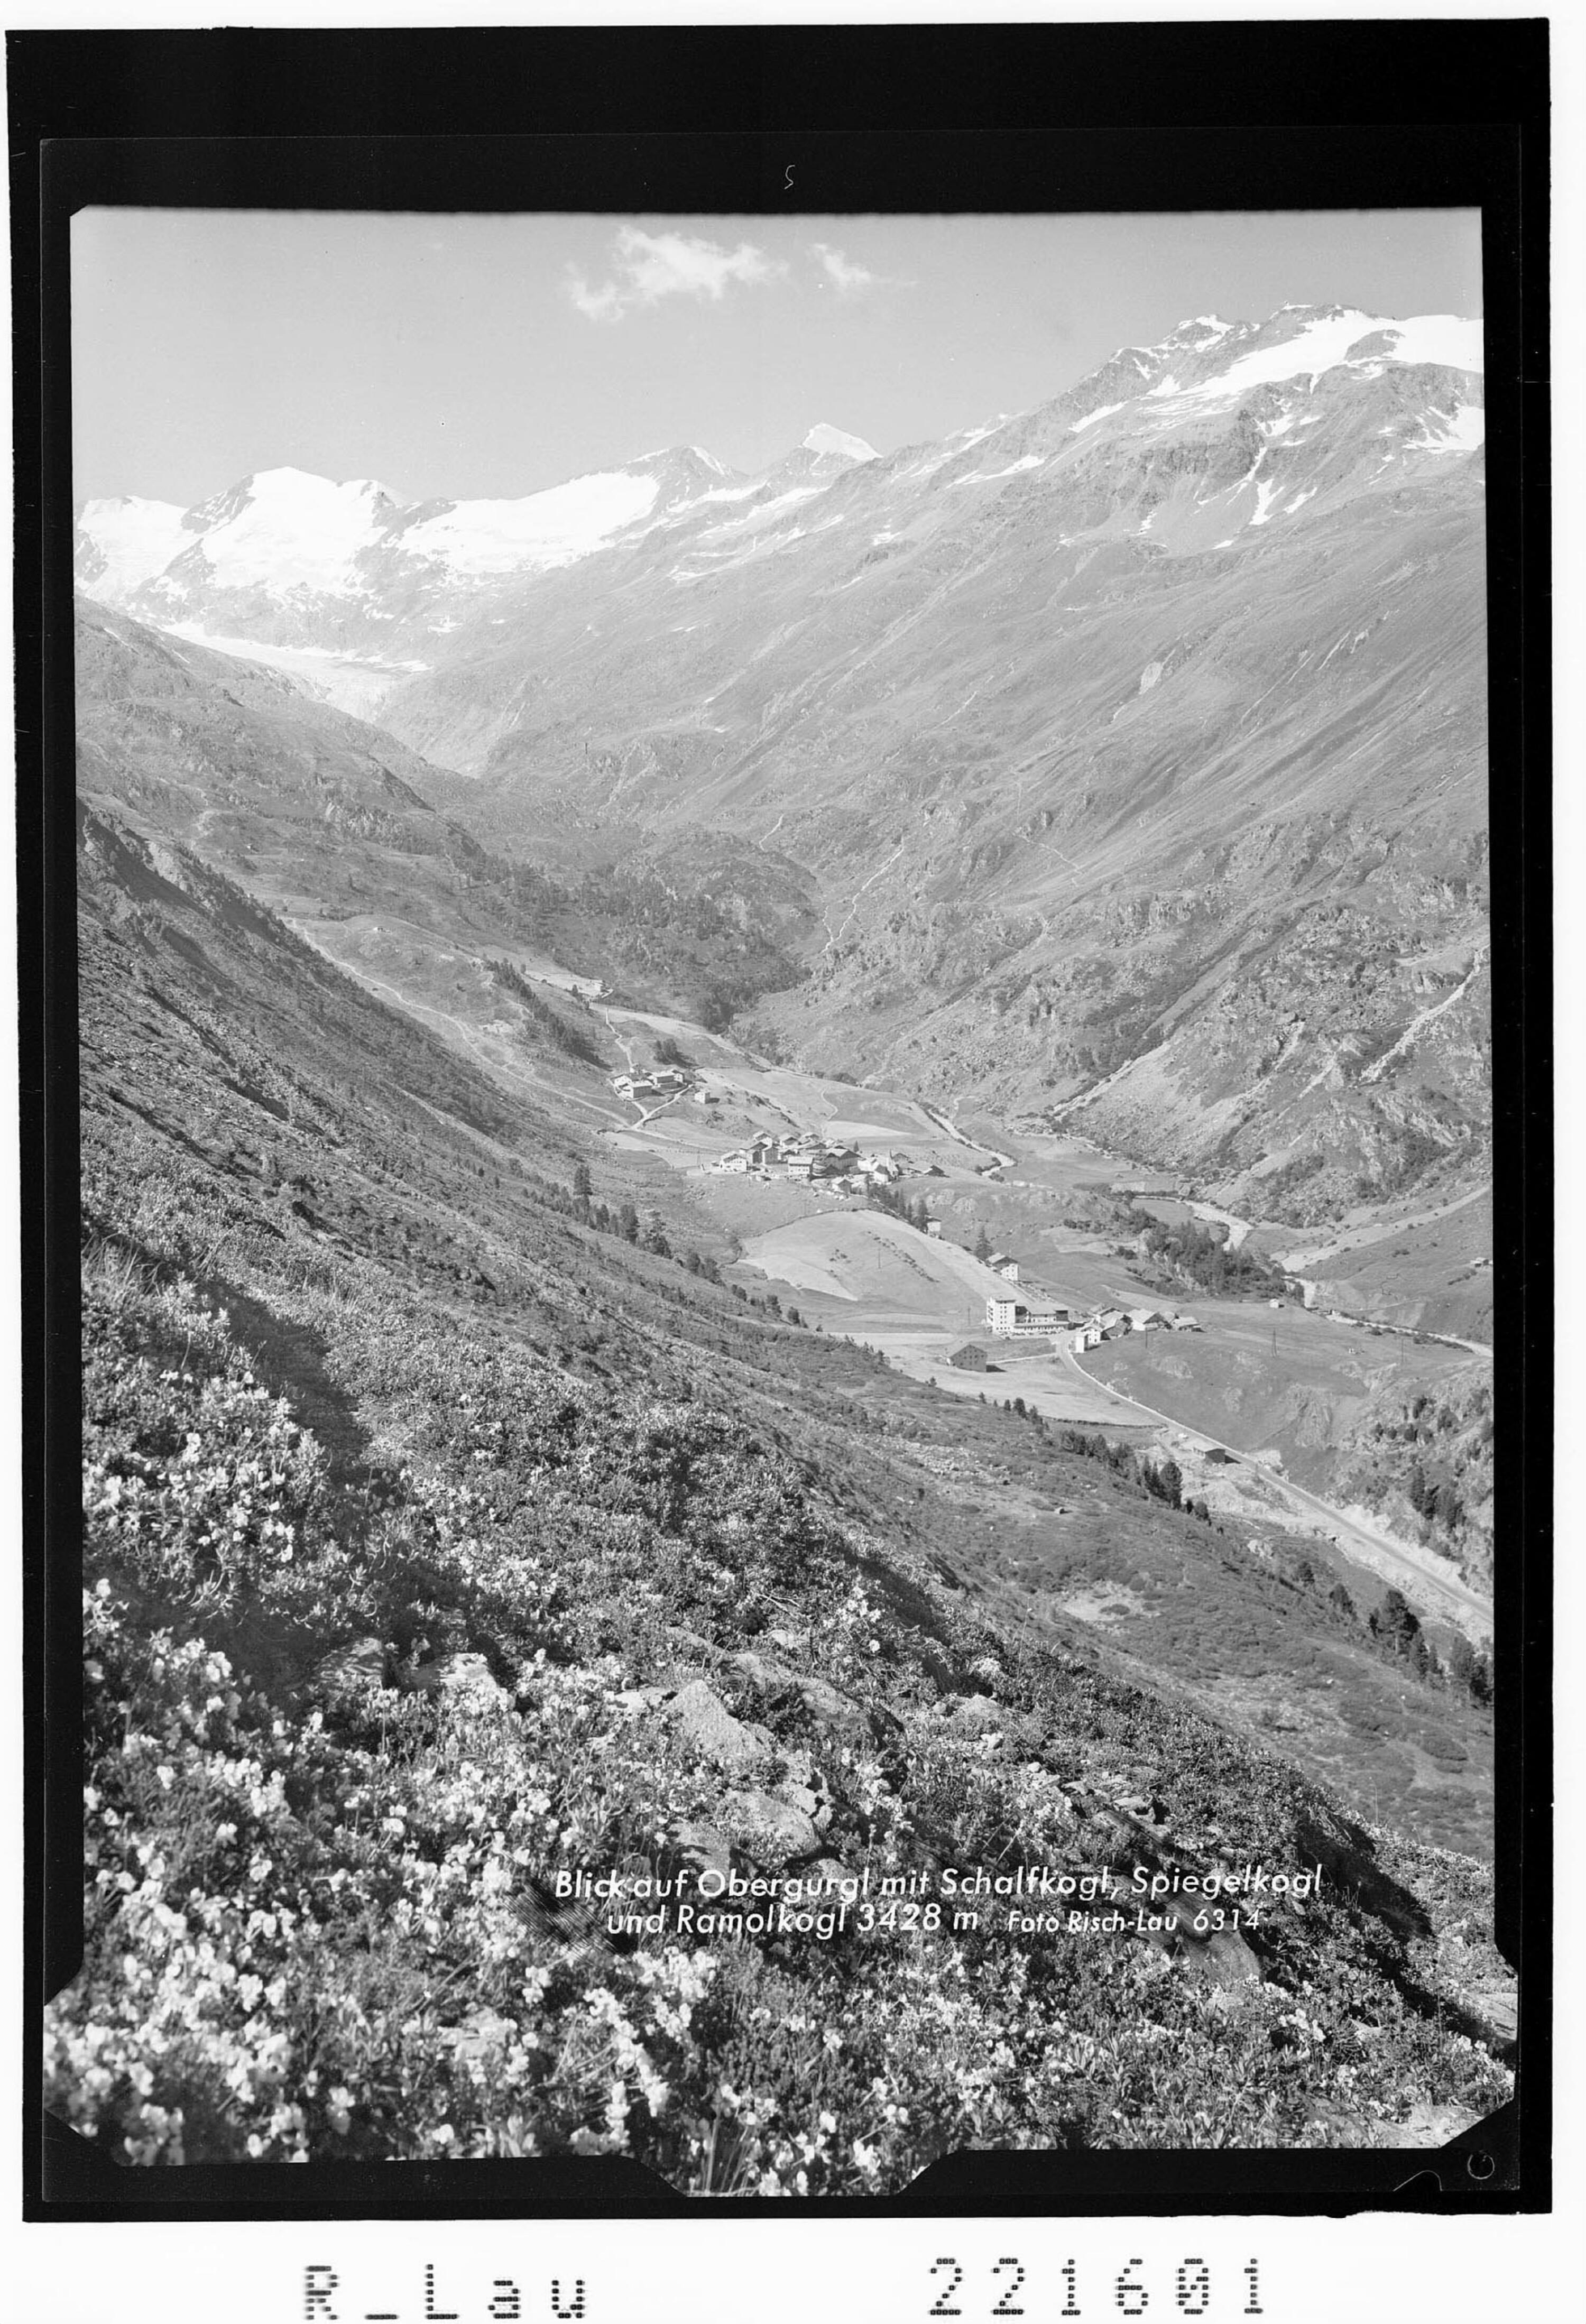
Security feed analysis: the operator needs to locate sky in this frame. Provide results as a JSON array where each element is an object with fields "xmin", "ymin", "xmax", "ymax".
[{"xmin": 72, "ymin": 207, "xmax": 1483, "ymax": 510}]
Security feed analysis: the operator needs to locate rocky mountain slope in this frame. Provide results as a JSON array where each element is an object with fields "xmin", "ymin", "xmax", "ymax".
[
  {"xmin": 75, "ymin": 599, "xmax": 818, "ymax": 1031},
  {"xmin": 76, "ymin": 305, "xmax": 1490, "ymax": 1219}
]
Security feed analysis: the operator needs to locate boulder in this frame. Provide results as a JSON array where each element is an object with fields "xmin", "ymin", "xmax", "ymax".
[
  {"xmin": 669, "ymin": 1820, "xmax": 738, "ymax": 1885},
  {"xmin": 732, "ymin": 1648, "xmax": 792, "ymax": 1693},
  {"xmin": 722, "ymin": 1790, "xmax": 822, "ymax": 1862},
  {"xmin": 666, "ymin": 1680, "xmax": 774, "ymax": 1775},
  {"xmin": 1177, "ymin": 1922, "xmax": 1262, "ymax": 1988}
]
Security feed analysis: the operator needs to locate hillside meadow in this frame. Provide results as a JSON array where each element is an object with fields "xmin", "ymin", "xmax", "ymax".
[{"xmin": 50, "ymin": 803, "xmax": 1511, "ymax": 2183}]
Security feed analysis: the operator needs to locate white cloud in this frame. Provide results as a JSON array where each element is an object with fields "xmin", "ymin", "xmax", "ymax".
[
  {"xmin": 809, "ymin": 242, "xmax": 884, "ymax": 296},
  {"xmin": 567, "ymin": 226, "xmax": 783, "ymax": 323}
]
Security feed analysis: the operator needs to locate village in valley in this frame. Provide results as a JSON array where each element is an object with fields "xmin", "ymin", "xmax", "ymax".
[
  {"xmin": 591, "ymin": 1014, "xmax": 1490, "ymax": 1645},
  {"xmin": 600, "ymin": 1046, "xmax": 1274, "ymax": 1366}
]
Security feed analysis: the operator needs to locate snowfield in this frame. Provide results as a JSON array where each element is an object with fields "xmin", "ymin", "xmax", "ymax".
[
  {"xmin": 401, "ymin": 468, "xmax": 662, "ymax": 575},
  {"xmin": 75, "ymin": 494, "xmax": 189, "ymax": 597},
  {"xmin": 1191, "ymin": 309, "xmax": 1484, "ymax": 403}
]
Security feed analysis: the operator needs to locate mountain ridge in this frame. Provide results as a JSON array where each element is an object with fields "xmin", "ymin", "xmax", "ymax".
[
  {"xmin": 74, "ymin": 301, "xmax": 1481, "ymax": 668},
  {"xmin": 74, "ymin": 301, "xmax": 1490, "ymax": 1220}
]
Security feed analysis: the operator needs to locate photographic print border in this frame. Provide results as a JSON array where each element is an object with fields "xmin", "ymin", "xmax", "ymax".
[{"xmin": 14, "ymin": 18, "xmax": 1552, "ymax": 2227}]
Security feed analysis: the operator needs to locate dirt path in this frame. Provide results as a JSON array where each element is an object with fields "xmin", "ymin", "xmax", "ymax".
[
  {"xmin": 1273, "ymin": 1181, "xmax": 1491, "ymax": 1274},
  {"xmin": 599, "ymin": 1007, "xmax": 639, "ymax": 1073}
]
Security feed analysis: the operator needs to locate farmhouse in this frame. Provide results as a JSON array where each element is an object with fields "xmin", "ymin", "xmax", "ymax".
[
  {"xmin": 1127, "ymin": 1307, "xmax": 1173, "ymax": 1333},
  {"xmin": 716, "ymin": 1150, "xmax": 751, "ymax": 1175},
  {"xmin": 1072, "ymin": 1323, "xmax": 1103, "ymax": 1352},
  {"xmin": 948, "ymin": 1341, "xmax": 993, "ymax": 1371},
  {"xmin": 988, "ymin": 1253, "xmax": 1019, "ymax": 1281}
]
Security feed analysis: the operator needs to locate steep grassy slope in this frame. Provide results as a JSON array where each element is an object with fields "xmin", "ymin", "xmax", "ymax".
[{"xmin": 53, "ymin": 803, "xmax": 1511, "ymax": 2179}]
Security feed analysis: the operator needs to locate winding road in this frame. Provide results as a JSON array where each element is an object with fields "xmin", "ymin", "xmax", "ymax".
[{"xmin": 1056, "ymin": 1342, "xmax": 1492, "ymax": 1639}]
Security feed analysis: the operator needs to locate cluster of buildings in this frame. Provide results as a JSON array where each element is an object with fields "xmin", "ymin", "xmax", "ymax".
[
  {"xmin": 1070, "ymin": 1305, "xmax": 1201, "ymax": 1351},
  {"xmin": 981, "ymin": 1296, "xmax": 1203, "ymax": 1347},
  {"xmin": 713, "ymin": 1135, "xmax": 914, "ymax": 1191},
  {"xmin": 612, "ymin": 1065, "xmax": 692, "ymax": 1104}
]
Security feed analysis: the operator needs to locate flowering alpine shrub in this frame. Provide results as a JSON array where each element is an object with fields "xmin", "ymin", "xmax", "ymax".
[{"xmin": 56, "ymin": 1137, "xmax": 1512, "ymax": 2184}]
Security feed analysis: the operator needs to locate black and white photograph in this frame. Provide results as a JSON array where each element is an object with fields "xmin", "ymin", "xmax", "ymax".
[{"xmin": 43, "ymin": 182, "xmax": 1529, "ymax": 2198}]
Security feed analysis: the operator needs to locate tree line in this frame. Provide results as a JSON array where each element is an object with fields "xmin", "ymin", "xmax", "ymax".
[{"xmin": 1136, "ymin": 1213, "xmax": 1285, "ymax": 1299}]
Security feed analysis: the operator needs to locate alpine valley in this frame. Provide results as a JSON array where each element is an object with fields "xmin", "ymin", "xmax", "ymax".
[
  {"xmin": 58, "ymin": 303, "xmax": 1508, "ymax": 2180},
  {"xmin": 79, "ymin": 305, "xmax": 1491, "ymax": 1224}
]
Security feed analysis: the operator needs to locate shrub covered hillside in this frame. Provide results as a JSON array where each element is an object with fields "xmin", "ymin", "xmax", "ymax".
[
  {"xmin": 49, "ymin": 804, "xmax": 1514, "ymax": 2185},
  {"xmin": 1333, "ymin": 1366, "xmax": 1495, "ymax": 1592}
]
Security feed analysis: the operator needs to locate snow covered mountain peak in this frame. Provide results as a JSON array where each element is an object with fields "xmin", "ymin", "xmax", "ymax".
[
  {"xmin": 73, "ymin": 494, "xmax": 190, "ymax": 601},
  {"xmin": 801, "ymin": 423, "xmax": 878, "ymax": 463},
  {"xmin": 1188, "ymin": 307, "xmax": 1483, "ymax": 400},
  {"xmin": 73, "ymin": 301, "xmax": 1485, "ymax": 685},
  {"xmin": 1052, "ymin": 306, "xmax": 1484, "ymax": 450},
  {"xmin": 75, "ymin": 445, "xmax": 748, "ymax": 635}
]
